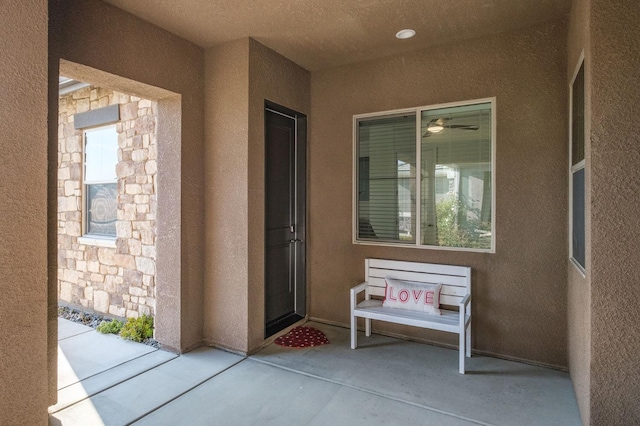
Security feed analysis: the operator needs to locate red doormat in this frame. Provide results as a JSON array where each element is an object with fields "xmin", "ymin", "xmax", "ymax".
[{"xmin": 274, "ymin": 326, "xmax": 330, "ymax": 348}]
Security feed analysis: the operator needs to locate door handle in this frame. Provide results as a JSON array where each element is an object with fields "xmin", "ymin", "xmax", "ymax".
[{"xmin": 289, "ymin": 239, "xmax": 302, "ymax": 243}]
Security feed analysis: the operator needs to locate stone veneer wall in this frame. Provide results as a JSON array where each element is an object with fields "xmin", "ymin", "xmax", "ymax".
[{"xmin": 57, "ymin": 86, "xmax": 157, "ymax": 319}]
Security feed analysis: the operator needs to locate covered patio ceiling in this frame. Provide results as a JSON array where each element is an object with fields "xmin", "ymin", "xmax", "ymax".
[{"xmin": 102, "ymin": 0, "xmax": 572, "ymax": 71}]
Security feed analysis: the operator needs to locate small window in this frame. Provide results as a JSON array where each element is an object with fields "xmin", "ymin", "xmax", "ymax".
[
  {"xmin": 570, "ymin": 60, "xmax": 585, "ymax": 272},
  {"xmin": 83, "ymin": 126, "xmax": 118, "ymax": 237},
  {"xmin": 354, "ymin": 99, "xmax": 495, "ymax": 252}
]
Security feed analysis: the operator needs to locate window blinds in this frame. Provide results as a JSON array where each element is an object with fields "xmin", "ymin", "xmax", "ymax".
[{"xmin": 357, "ymin": 114, "xmax": 416, "ymax": 242}]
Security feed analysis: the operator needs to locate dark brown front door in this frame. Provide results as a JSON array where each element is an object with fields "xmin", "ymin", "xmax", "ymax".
[{"xmin": 264, "ymin": 102, "xmax": 306, "ymax": 338}]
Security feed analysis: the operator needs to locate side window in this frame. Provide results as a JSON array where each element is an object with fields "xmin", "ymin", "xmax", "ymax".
[
  {"xmin": 84, "ymin": 126, "xmax": 118, "ymax": 237},
  {"xmin": 570, "ymin": 61, "xmax": 586, "ymax": 271}
]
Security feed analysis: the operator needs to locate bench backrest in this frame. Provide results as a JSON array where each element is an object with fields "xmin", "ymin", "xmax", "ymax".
[{"xmin": 365, "ymin": 258, "xmax": 471, "ymax": 307}]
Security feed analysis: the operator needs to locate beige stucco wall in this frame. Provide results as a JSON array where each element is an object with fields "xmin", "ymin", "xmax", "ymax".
[
  {"xmin": 204, "ymin": 39, "xmax": 251, "ymax": 352},
  {"xmin": 566, "ymin": 0, "xmax": 591, "ymax": 422},
  {"xmin": 309, "ymin": 21, "xmax": 569, "ymax": 367},
  {"xmin": 204, "ymin": 39, "xmax": 310, "ymax": 353},
  {"xmin": 50, "ymin": 0, "xmax": 204, "ymax": 352},
  {"xmin": 0, "ymin": 1, "xmax": 49, "ymax": 423},
  {"xmin": 589, "ymin": 0, "xmax": 640, "ymax": 423}
]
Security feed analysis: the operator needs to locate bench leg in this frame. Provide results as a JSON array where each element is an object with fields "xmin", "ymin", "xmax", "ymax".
[
  {"xmin": 466, "ymin": 319, "xmax": 471, "ymax": 358},
  {"xmin": 365, "ymin": 318, "xmax": 371, "ymax": 337},
  {"xmin": 351, "ymin": 315, "xmax": 357, "ymax": 349},
  {"xmin": 459, "ymin": 330, "xmax": 465, "ymax": 374}
]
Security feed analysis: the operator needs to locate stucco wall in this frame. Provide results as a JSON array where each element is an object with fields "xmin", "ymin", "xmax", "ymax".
[
  {"xmin": 204, "ymin": 39, "xmax": 310, "ymax": 353},
  {"xmin": 204, "ymin": 39, "xmax": 251, "ymax": 352},
  {"xmin": 57, "ymin": 86, "xmax": 158, "ymax": 319},
  {"xmin": 0, "ymin": 1, "xmax": 49, "ymax": 423},
  {"xmin": 566, "ymin": 0, "xmax": 591, "ymax": 422},
  {"xmin": 50, "ymin": 0, "xmax": 204, "ymax": 352},
  {"xmin": 309, "ymin": 21, "xmax": 569, "ymax": 367},
  {"xmin": 589, "ymin": 0, "xmax": 640, "ymax": 422}
]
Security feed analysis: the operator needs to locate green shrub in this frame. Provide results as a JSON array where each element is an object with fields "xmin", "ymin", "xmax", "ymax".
[
  {"xmin": 434, "ymin": 195, "xmax": 491, "ymax": 249},
  {"xmin": 119, "ymin": 314, "xmax": 154, "ymax": 342},
  {"xmin": 97, "ymin": 319, "xmax": 123, "ymax": 335}
]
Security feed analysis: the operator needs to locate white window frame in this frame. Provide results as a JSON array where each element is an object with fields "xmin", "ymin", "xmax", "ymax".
[
  {"xmin": 352, "ymin": 97, "xmax": 496, "ymax": 253},
  {"xmin": 569, "ymin": 52, "xmax": 586, "ymax": 275},
  {"xmin": 81, "ymin": 124, "xmax": 118, "ymax": 241}
]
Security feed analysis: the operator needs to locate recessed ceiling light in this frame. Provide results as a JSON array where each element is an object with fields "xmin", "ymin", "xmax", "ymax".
[{"xmin": 396, "ymin": 29, "xmax": 416, "ymax": 40}]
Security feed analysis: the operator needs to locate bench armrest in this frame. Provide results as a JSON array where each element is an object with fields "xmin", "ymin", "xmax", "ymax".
[
  {"xmin": 350, "ymin": 282, "xmax": 369, "ymax": 311},
  {"xmin": 350, "ymin": 282, "xmax": 369, "ymax": 296},
  {"xmin": 459, "ymin": 293, "xmax": 471, "ymax": 309},
  {"xmin": 459, "ymin": 294, "xmax": 471, "ymax": 327}
]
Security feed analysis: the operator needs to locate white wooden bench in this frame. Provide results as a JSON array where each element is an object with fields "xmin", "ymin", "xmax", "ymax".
[{"xmin": 350, "ymin": 258, "xmax": 472, "ymax": 374}]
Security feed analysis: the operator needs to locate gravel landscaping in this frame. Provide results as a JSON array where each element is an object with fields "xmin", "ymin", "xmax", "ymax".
[{"xmin": 58, "ymin": 306, "xmax": 160, "ymax": 349}]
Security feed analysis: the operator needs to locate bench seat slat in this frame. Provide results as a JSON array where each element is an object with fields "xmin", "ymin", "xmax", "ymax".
[{"xmin": 354, "ymin": 300, "xmax": 463, "ymax": 333}]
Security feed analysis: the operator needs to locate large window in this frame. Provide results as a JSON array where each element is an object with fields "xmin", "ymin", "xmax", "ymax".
[
  {"xmin": 354, "ymin": 99, "xmax": 495, "ymax": 252},
  {"xmin": 84, "ymin": 125, "xmax": 118, "ymax": 237},
  {"xmin": 570, "ymin": 59, "xmax": 585, "ymax": 272}
]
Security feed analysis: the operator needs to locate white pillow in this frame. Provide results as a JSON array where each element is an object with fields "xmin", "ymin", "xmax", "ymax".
[{"xmin": 382, "ymin": 277, "xmax": 442, "ymax": 315}]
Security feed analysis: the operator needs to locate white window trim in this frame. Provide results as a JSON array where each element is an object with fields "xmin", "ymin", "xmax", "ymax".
[
  {"xmin": 78, "ymin": 235, "xmax": 116, "ymax": 248},
  {"xmin": 352, "ymin": 97, "xmax": 497, "ymax": 254},
  {"xmin": 82, "ymin": 124, "xmax": 118, "ymax": 239},
  {"xmin": 569, "ymin": 51, "xmax": 586, "ymax": 276}
]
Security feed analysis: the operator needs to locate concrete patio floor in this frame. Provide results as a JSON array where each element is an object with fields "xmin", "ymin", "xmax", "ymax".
[{"xmin": 50, "ymin": 318, "xmax": 582, "ymax": 425}]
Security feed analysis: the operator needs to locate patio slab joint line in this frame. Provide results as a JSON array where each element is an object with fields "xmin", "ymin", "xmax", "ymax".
[
  {"xmin": 249, "ymin": 357, "xmax": 495, "ymax": 426},
  {"xmin": 57, "ymin": 347, "xmax": 160, "ymax": 392},
  {"xmin": 124, "ymin": 357, "xmax": 248, "ymax": 425},
  {"xmin": 57, "ymin": 329, "xmax": 94, "ymax": 341},
  {"xmin": 50, "ymin": 351, "xmax": 179, "ymax": 414}
]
